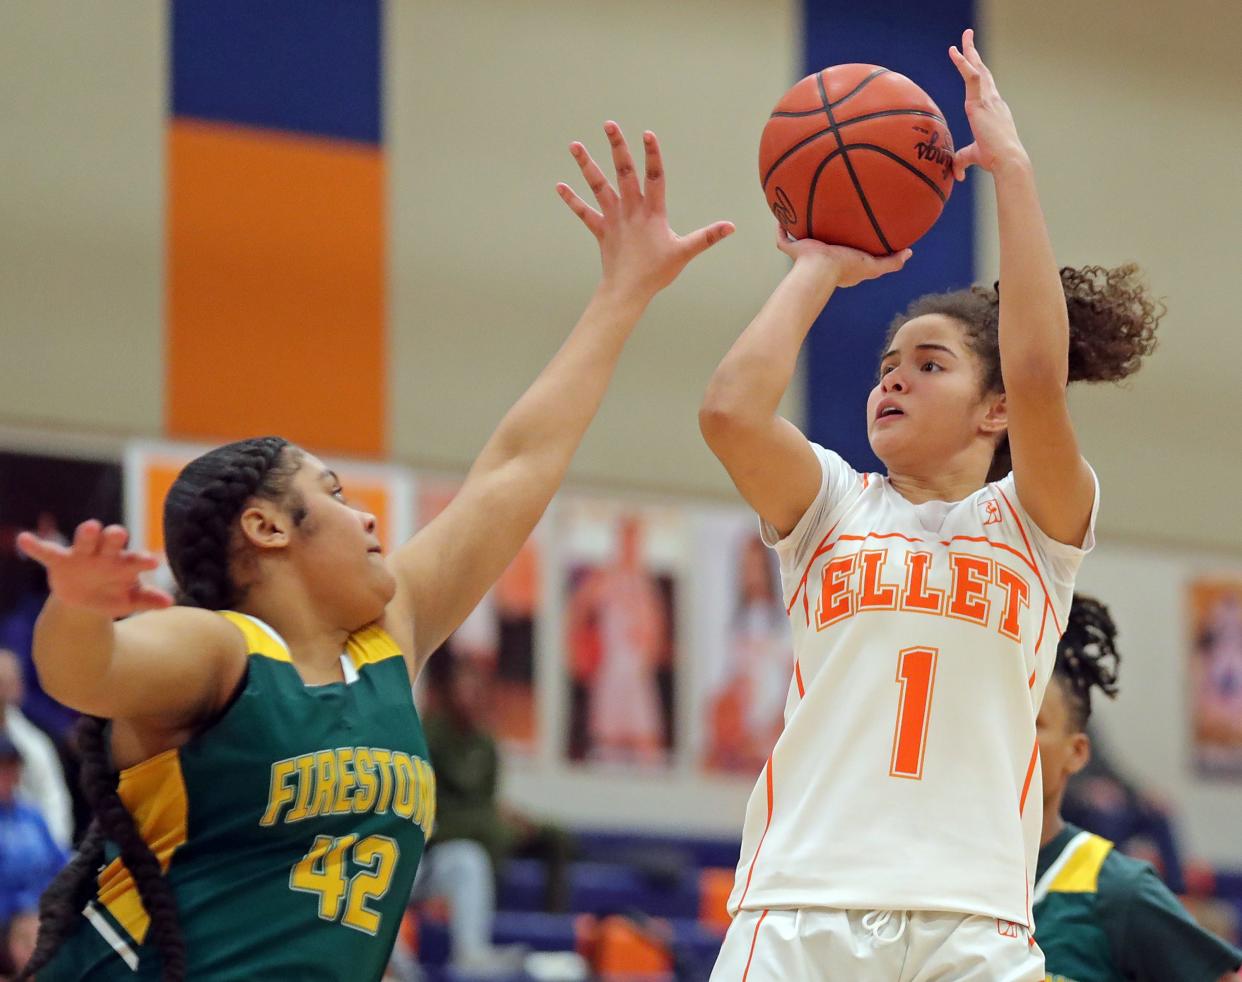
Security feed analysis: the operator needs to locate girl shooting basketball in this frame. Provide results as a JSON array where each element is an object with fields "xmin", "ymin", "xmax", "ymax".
[
  {"xmin": 14, "ymin": 124, "xmax": 732, "ymax": 981},
  {"xmin": 701, "ymin": 31, "xmax": 1160, "ymax": 979}
]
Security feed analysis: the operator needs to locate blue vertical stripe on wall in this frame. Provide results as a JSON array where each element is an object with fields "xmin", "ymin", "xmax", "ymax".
[
  {"xmin": 172, "ymin": 0, "xmax": 382, "ymax": 144},
  {"xmin": 800, "ymin": 1, "xmax": 976, "ymax": 471}
]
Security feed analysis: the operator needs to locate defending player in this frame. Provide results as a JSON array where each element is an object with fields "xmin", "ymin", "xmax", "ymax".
[
  {"xmin": 1036, "ymin": 595, "xmax": 1242, "ymax": 982},
  {"xmin": 14, "ymin": 125, "xmax": 733, "ymax": 981},
  {"xmin": 700, "ymin": 30, "xmax": 1161, "ymax": 979}
]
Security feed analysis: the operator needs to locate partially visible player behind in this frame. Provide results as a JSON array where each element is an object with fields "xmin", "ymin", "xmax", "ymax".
[
  {"xmin": 1036, "ymin": 595, "xmax": 1242, "ymax": 982},
  {"xmin": 700, "ymin": 30, "xmax": 1161, "ymax": 980},
  {"xmin": 13, "ymin": 124, "xmax": 733, "ymax": 981}
]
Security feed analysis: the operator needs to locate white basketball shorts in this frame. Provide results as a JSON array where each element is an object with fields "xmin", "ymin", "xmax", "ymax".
[{"xmin": 710, "ymin": 907, "xmax": 1045, "ymax": 981}]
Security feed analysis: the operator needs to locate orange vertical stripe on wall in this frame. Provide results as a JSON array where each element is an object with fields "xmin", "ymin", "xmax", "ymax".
[{"xmin": 167, "ymin": 119, "xmax": 385, "ymax": 456}]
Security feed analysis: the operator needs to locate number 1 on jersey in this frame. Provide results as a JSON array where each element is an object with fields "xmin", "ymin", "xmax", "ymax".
[{"xmin": 890, "ymin": 646, "xmax": 938, "ymax": 780}]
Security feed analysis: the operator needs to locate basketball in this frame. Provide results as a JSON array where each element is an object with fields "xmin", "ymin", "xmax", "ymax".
[{"xmin": 759, "ymin": 64, "xmax": 956, "ymax": 255}]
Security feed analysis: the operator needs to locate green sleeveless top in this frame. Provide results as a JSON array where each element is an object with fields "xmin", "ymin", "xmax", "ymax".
[{"xmin": 44, "ymin": 612, "xmax": 435, "ymax": 981}]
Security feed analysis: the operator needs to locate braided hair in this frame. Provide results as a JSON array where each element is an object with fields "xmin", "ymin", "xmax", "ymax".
[
  {"xmin": 884, "ymin": 264, "xmax": 1164, "ymax": 482},
  {"xmin": 18, "ymin": 436, "xmax": 303, "ymax": 980},
  {"xmin": 1052, "ymin": 594, "xmax": 1122, "ymax": 732}
]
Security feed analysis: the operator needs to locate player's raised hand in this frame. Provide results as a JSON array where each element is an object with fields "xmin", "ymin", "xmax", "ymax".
[
  {"xmin": 557, "ymin": 122, "xmax": 735, "ymax": 300},
  {"xmin": 948, "ymin": 28, "xmax": 1027, "ymax": 180},
  {"xmin": 17, "ymin": 520, "xmax": 173, "ymax": 619},
  {"xmin": 775, "ymin": 225, "xmax": 911, "ymax": 287}
]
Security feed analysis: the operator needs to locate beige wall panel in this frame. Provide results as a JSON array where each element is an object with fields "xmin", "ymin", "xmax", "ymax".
[
  {"xmin": 389, "ymin": 0, "xmax": 798, "ymax": 495},
  {"xmin": 0, "ymin": 2, "xmax": 166, "ymax": 435},
  {"xmin": 978, "ymin": 0, "xmax": 1242, "ymax": 551}
]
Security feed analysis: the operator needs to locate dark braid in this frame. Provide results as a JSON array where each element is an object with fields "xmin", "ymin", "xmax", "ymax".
[
  {"xmin": 20, "ymin": 437, "xmax": 304, "ymax": 978},
  {"xmin": 15, "ymin": 817, "xmax": 106, "ymax": 979},
  {"xmin": 883, "ymin": 264, "xmax": 1164, "ymax": 482},
  {"xmin": 1053, "ymin": 594, "xmax": 1121, "ymax": 732}
]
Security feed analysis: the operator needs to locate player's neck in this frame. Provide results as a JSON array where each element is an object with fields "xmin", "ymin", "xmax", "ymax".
[
  {"xmin": 885, "ymin": 468, "xmax": 986, "ymax": 505},
  {"xmin": 1041, "ymin": 804, "xmax": 1065, "ymax": 847}
]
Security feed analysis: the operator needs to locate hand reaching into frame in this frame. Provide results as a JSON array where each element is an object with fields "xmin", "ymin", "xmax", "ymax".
[
  {"xmin": 949, "ymin": 28, "xmax": 1029, "ymax": 181},
  {"xmin": 17, "ymin": 520, "xmax": 173, "ymax": 619},
  {"xmin": 557, "ymin": 122, "xmax": 735, "ymax": 301}
]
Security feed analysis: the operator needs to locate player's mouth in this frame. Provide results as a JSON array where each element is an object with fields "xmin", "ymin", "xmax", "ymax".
[{"xmin": 874, "ymin": 399, "xmax": 906, "ymax": 423}]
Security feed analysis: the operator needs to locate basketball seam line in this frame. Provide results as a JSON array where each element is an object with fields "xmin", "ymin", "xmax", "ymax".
[
  {"xmin": 760, "ymin": 110, "xmax": 948, "ymax": 189},
  {"xmin": 770, "ymin": 108, "xmax": 945, "ymax": 125},
  {"xmin": 815, "ymin": 70, "xmax": 893, "ymax": 255},
  {"xmin": 830, "ymin": 67, "xmax": 889, "ymax": 111}
]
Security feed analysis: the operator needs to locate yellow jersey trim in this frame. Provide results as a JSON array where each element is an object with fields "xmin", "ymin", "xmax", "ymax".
[
  {"xmin": 345, "ymin": 623, "xmax": 404, "ymax": 668},
  {"xmin": 1048, "ymin": 832, "xmax": 1114, "ymax": 894},
  {"xmin": 97, "ymin": 748, "xmax": 190, "ymax": 944},
  {"xmin": 218, "ymin": 611, "xmax": 403, "ymax": 669},
  {"xmin": 219, "ymin": 610, "xmax": 293, "ymax": 662}
]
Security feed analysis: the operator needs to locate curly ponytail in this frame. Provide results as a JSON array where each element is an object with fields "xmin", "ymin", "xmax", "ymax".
[
  {"xmin": 1053, "ymin": 594, "xmax": 1121, "ymax": 731},
  {"xmin": 19, "ymin": 437, "xmax": 304, "ymax": 978},
  {"xmin": 884, "ymin": 263, "xmax": 1164, "ymax": 480}
]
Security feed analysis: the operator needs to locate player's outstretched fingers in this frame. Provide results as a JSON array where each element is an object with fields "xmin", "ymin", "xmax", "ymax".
[
  {"xmin": 15, "ymin": 530, "xmax": 69, "ymax": 567},
  {"xmin": 72, "ymin": 519, "xmax": 103, "ymax": 557},
  {"xmin": 556, "ymin": 182, "xmax": 604, "ymax": 239},
  {"xmin": 679, "ymin": 221, "xmax": 736, "ymax": 261},
  {"xmin": 949, "ymin": 45, "xmax": 983, "ymax": 99},
  {"xmin": 98, "ymin": 524, "xmax": 129, "ymax": 559},
  {"xmin": 570, "ymin": 142, "xmax": 619, "ymax": 214},
  {"xmin": 641, "ymin": 131, "xmax": 666, "ymax": 215},
  {"xmin": 603, "ymin": 121, "xmax": 642, "ymax": 206},
  {"xmin": 953, "ymin": 143, "xmax": 980, "ymax": 181},
  {"xmin": 128, "ymin": 583, "xmax": 175, "ymax": 613}
]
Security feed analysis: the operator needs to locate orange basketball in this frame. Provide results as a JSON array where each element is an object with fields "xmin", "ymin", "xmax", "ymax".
[{"xmin": 759, "ymin": 65, "xmax": 955, "ymax": 255}]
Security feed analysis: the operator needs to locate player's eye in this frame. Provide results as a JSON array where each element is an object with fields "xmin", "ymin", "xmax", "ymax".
[
  {"xmin": 331, "ymin": 486, "xmax": 347, "ymax": 501},
  {"xmin": 921, "ymin": 361, "xmax": 942, "ymax": 373},
  {"xmin": 878, "ymin": 363, "xmax": 895, "ymax": 379}
]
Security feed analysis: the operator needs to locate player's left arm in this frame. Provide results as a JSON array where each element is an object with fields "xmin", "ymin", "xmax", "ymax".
[
  {"xmin": 383, "ymin": 125, "xmax": 733, "ymax": 670},
  {"xmin": 950, "ymin": 29, "xmax": 1095, "ymax": 547}
]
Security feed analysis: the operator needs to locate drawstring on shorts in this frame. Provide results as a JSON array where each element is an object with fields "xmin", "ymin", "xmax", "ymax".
[{"xmin": 860, "ymin": 909, "xmax": 909, "ymax": 947}]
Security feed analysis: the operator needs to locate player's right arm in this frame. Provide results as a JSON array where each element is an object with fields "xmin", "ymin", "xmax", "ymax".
[
  {"xmin": 699, "ymin": 230, "xmax": 908, "ymax": 536},
  {"xmin": 18, "ymin": 521, "xmax": 246, "ymax": 723}
]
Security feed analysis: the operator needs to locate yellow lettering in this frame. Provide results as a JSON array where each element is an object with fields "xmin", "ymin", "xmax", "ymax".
[
  {"xmin": 259, "ymin": 758, "xmax": 297, "ymax": 827},
  {"xmin": 392, "ymin": 752, "xmax": 416, "ymax": 820},
  {"xmin": 371, "ymin": 749, "xmax": 394, "ymax": 814},
  {"xmin": 333, "ymin": 748, "xmax": 357, "ymax": 815},
  {"xmin": 422, "ymin": 762, "xmax": 437, "ymax": 837},
  {"xmin": 353, "ymin": 748, "xmax": 378, "ymax": 813},
  {"xmin": 307, "ymin": 750, "xmax": 337, "ymax": 818},
  {"xmin": 285, "ymin": 753, "xmax": 317, "ymax": 823}
]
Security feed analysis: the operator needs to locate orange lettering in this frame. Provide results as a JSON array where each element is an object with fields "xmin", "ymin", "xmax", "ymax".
[
  {"xmin": 900, "ymin": 552, "xmax": 944, "ymax": 614},
  {"xmin": 858, "ymin": 550, "xmax": 899, "ymax": 610},
  {"xmin": 948, "ymin": 554, "xmax": 992, "ymax": 625},
  {"xmin": 994, "ymin": 562, "xmax": 1030, "ymax": 642},
  {"xmin": 817, "ymin": 554, "xmax": 858, "ymax": 629}
]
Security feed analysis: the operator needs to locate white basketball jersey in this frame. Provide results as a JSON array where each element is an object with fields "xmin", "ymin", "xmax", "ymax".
[{"xmin": 728, "ymin": 443, "xmax": 1098, "ymax": 926}]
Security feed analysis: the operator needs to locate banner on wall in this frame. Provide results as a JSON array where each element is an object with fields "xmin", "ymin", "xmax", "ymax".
[
  {"xmin": 693, "ymin": 509, "xmax": 792, "ymax": 777},
  {"xmin": 123, "ymin": 439, "xmax": 413, "ymax": 591},
  {"xmin": 1188, "ymin": 575, "xmax": 1242, "ymax": 778},
  {"xmin": 560, "ymin": 497, "xmax": 684, "ymax": 769},
  {"xmin": 415, "ymin": 479, "xmax": 545, "ymax": 756}
]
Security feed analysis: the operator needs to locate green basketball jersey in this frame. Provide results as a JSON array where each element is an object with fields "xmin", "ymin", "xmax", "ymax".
[
  {"xmin": 1033, "ymin": 822, "xmax": 1241, "ymax": 982},
  {"xmin": 43, "ymin": 612, "xmax": 435, "ymax": 981}
]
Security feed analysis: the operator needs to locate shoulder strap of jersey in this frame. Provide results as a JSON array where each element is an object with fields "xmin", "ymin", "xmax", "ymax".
[
  {"xmin": 1034, "ymin": 830, "xmax": 1115, "ymax": 902},
  {"xmin": 345, "ymin": 623, "xmax": 405, "ymax": 668},
  {"xmin": 218, "ymin": 611, "xmax": 292, "ymax": 663}
]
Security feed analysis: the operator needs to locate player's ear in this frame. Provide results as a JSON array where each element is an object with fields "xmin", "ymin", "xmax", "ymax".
[
  {"xmin": 239, "ymin": 501, "xmax": 293, "ymax": 552},
  {"xmin": 1067, "ymin": 731, "xmax": 1091, "ymax": 776},
  {"xmin": 980, "ymin": 391, "xmax": 1007, "ymax": 436}
]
